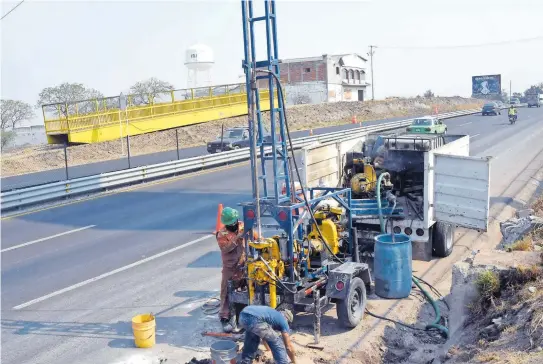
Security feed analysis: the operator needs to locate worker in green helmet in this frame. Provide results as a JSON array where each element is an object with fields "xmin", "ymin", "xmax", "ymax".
[{"xmin": 216, "ymin": 207, "xmax": 247, "ymax": 332}]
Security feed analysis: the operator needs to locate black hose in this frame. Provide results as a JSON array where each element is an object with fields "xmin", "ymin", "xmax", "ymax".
[
  {"xmin": 412, "ymin": 274, "xmax": 450, "ymax": 311},
  {"xmin": 257, "ymin": 69, "xmax": 344, "ymax": 263},
  {"xmin": 365, "ymin": 308, "xmax": 426, "ymax": 331}
]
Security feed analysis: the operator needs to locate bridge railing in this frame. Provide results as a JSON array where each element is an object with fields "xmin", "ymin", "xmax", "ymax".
[{"xmin": 42, "ymin": 83, "xmax": 258, "ymax": 134}]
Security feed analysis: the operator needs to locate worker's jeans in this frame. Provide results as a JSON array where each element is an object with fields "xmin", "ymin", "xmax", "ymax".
[{"xmin": 239, "ymin": 312, "xmax": 290, "ymax": 364}]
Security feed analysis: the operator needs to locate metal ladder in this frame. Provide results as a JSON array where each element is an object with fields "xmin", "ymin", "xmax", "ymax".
[{"xmin": 241, "ymin": 0, "xmax": 291, "ymax": 211}]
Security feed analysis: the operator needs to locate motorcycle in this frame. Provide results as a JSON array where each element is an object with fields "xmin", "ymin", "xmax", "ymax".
[{"xmin": 509, "ymin": 114, "xmax": 517, "ymax": 124}]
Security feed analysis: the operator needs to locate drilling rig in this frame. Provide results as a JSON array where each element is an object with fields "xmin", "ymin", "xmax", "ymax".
[{"xmin": 228, "ymin": 0, "xmax": 372, "ymax": 340}]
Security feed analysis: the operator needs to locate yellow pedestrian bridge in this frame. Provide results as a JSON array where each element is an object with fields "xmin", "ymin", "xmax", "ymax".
[{"xmin": 43, "ymin": 83, "xmax": 278, "ymax": 144}]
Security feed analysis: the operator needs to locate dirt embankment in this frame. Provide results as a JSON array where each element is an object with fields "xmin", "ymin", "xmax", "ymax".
[
  {"xmin": 376, "ymin": 197, "xmax": 543, "ymax": 364},
  {"xmin": 1, "ymin": 97, "xmax": 483, "ymax": 178}
]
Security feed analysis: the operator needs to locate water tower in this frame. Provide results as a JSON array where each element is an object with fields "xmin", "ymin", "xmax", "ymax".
[{"xmin": 184, "ymin": 44, "xmax": 214, "ymax": 89}]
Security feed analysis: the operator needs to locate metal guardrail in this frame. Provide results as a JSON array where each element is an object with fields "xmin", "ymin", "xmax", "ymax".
[{"xmin": 1, "ymin": 109, "xmax": 480, "ymax": 211}]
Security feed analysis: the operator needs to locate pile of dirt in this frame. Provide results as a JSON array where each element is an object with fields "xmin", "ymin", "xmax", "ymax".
[
  {"xmin": 444, "ymin": 262, "xmax": 543, "ymax": 364},
  {"xmin": 1, "ymin": 96, "xmax": 483, "ymax": 177}
]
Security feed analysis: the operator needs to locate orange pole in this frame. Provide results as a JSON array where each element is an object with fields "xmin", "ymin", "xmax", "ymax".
[{"xmin": 214, "ymin": 204, "xmax": 224, "ymax": 234}]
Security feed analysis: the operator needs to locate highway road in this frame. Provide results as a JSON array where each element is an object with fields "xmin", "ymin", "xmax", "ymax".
[
  {"xmin": 1, "ymin": 114, "xmax": 432, "ymax": 191},
  {"xmin": 2, "ymin": 108, "xmax": 543, "ymax": 364}
]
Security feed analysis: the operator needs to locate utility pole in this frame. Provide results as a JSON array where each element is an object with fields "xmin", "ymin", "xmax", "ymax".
[
  {"xmin": 509, "ymin": 80, "xmax": 512, "ymax": 103},
  {"xmin": 368, "ymin": 45, "xmax": 377, "ymax": 100}
]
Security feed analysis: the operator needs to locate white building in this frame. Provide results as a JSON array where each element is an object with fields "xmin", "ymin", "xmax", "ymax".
[
  {"xmin": 257, "ymin": 53, "xmax": 370, "ymax": 105},
  {"xmin": 9, "ymin": 125, "xmax": 47, "ymax": 148}
]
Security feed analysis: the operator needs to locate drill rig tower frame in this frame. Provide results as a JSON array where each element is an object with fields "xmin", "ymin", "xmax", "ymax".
[{"xmin": 229, "ymin": 0, "xmax": 372, "ymax": 337}]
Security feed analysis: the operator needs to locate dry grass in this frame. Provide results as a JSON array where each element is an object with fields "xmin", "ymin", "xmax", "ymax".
[
  {"xmin": 477, "ymin": 271, "xmax": 501, "ymax": 298},
  {"xmin": 510, "ymin": 237, "xmax": 534, "ymax": 252},
  {"xmin": 533, "ymin": 197, "xmax": 543, "ymax": 217},
  {"xmin": 474, "ymin": 350, "xmax": 543, "ymax": 364},
  {"xmin": 475, "ymin": 351, "xmax": 501, "ymax": 362}
]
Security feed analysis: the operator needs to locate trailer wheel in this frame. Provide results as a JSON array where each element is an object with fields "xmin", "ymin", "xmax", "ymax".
[
  {"xmin": 336, "ymin": 277, "xmax": 366, "ymax": 328},
  {"xmin": 433, "ymin": 222, "xmax": 455, "ymax": 257}
]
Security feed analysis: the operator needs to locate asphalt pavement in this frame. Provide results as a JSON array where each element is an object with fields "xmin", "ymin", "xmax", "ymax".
[
  {"xmin": 2, "ymin": 108, "xmax": 543, "ymax": 364},
  {"xmin": 1, "ymin": 114, "xmax": 434, "ymax": 191}
]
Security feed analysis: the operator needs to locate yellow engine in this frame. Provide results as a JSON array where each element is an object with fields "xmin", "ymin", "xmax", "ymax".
[
  {"xmin": 246, "ymin": 237, "xmax": 286, "ymax": 308},
  {"xmin": 307, "ymin": 207, "xmax": 344, "ymax": 256},
  {"xmin": 350, "ymin": 163, "xmax": 377, "ymax": 196}
]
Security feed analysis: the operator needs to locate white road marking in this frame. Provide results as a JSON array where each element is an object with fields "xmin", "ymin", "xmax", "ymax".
[
  {"xmin": 1, "ymin": 225, "xmax": 96, "ymax": 253},
  {"xmin": 12, "ymin": 234, "xmax": 214, "ymax": 310},
  {"xmin": 457, "ymin": 122, "xmax": 472, "ymax": 127},
  {"xmin": 470, "ymin": 134, "xmax": 480, "ymax": 139}
]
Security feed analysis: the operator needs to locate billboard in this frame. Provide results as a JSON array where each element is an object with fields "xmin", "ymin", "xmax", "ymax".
[{"xmin": 472, "ymin": 74, "xmax": 501, "ymax": 97}]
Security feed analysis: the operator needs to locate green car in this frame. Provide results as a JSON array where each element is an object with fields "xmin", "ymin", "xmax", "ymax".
[{"xmin": 406, "ymin": 116, "xmax": 447, "ymax": 134}]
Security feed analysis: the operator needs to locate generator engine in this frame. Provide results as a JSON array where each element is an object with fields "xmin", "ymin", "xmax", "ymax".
[
  {"xmin": 343, "ymin": 152, "xmax": 393, "ymax": 199},
  {"xmin": 307, "ymin": 206, "xmax": 347, "ymax": 258},
  {"xmin": 350, "ymin": 163, "xmax": 377, "ymax": 197}
]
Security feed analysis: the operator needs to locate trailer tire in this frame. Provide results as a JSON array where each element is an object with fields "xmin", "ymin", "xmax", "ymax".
[
  {"xmin": 336, "ymin": 277, "xmax": 366, "ymax": 328},
  {"xmin": 433, "ymin": 222, "xmax": 455, "ymax": 258}
]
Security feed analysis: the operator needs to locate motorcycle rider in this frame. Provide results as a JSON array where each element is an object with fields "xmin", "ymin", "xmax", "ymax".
[{"xmin": 508, "ymin": 104, "xmax": 517, "ymax": 121}]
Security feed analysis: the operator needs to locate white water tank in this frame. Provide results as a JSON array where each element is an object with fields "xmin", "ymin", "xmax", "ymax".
[{"xmin": 184, "ymin": 44, "xmax": 214, "ymax": 89}]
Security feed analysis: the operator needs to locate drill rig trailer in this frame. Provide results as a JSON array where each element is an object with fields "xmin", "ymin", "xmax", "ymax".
[
  {"xmin": 302, "ymin": 133, "xmax": 492, "ymax": 261},
  {"xmin": 229, "ymin": 188, "xmax": 372, "ymax": 330}
]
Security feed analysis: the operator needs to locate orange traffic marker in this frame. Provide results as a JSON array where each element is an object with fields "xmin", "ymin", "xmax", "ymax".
[
  {"xmin": 351, "ymin": 115, "xmax": 357, "ymax": 124},
  {"xmin": 214, "ymin": 204, "xmax": 224, "ymax": 234}
]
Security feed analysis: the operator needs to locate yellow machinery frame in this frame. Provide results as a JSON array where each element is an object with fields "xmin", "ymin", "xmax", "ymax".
[{"xmin": 43, "ymin": 83, "xmax": 278, "ymax": 144}]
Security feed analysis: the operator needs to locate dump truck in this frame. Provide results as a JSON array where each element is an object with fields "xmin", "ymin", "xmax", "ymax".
[{"xmin": 301, "ymin": 132, "xmax": 492, "ymax": 261}]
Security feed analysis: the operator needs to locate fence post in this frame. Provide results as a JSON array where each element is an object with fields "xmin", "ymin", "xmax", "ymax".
[
  {"xmin": 220, "ymin": 124, "xmax": 225, "ymax": 152},
  {"xmin": 176, "ymin": 129, "xmax": 180, "ymax": 160},
  {"xmin": 126, "ymin": 135, "xmax": 131, "ymax": 168},
  {"xmin": 63, "ymin": 142, "xmax": 69, "ymax": 180}
]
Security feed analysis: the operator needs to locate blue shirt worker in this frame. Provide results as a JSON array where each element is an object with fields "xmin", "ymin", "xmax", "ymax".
[{"xmin": 238, "ymin": 305, "xmax": 296, "ymax": 364}]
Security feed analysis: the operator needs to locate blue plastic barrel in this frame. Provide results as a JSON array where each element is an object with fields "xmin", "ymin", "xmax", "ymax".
[{"xmin": 374, "ymin": 233, "xmax": 412, "ymax": 299}]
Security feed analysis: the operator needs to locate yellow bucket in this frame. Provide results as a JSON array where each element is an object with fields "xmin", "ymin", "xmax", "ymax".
[{"xmin": 132, "ymin": 314, "xmax": 156, "ymax": 348}]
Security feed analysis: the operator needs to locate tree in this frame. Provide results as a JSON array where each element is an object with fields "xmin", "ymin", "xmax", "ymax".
[
  {"xmin": 1, "ymin": 130, "xmax": 15, "ymax": 150},
  {"xmin": 423, "ymin": 89, "xmax": 435, "ymax": 98},
  {"xmin": 292, "ymin": 92, "xmax": 312, "ymax": 105},
  {"xmin": 524, "ymin": 83, "xmax": 543, "ymax": 96},
  {"xmin": 36, "ymin": 82, "xmax": 104, "ymax": 117},
  {"xmin": 1, "ymin": 99, "xmax": 35, "ymax": 130},
  {"xmin": 129, "ymin": 78, "xmax": 175, "ymax": 105},
  {"xmin": 500, "ymin": 89, "xmax": 509, "ymax": 102}
]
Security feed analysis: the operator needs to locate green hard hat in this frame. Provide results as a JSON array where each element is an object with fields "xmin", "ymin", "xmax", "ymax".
[{"xmin": 221, "ymin": 207, "xmax": 239, "ymax": 226}]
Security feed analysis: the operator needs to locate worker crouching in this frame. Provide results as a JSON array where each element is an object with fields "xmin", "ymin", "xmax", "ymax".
[
  {"xmin": 216, "ymin": 207, "xmax": 246, "ymax": 333},
  {"xmin": 238, "ymin": 306, "xmax": 296, "ymax": 364}
]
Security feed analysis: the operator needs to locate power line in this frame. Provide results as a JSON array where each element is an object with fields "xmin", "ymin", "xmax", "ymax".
[
  {"xmin": 376, "ymin": 35, "xmax": 543, "ymax": 50},
  {"xmin": 1, "ymin": 0, "xmax": 25, "ymax": 21}
]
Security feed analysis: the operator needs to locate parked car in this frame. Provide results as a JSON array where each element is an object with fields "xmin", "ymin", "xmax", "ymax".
[
  {"xmin": 495, "ymin": 101, "xmax": 505, "ymax": 108},
  {"xmin": 206, "ymin": 127, "xmax": 271, "ymax": 153},
  {"xmin": 406, "ymin": 116, "xmax": 447, "ymax": 134},
  {"xmin": 481, "ymin": 102, "xmax": 501, "ymax": 116}
]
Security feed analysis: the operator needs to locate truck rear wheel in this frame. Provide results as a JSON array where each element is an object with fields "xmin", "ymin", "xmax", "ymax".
[
  {"xmin": 336, "ymin": 277, "xmax": 366, "ymax": 328},
  {"xmin": 433, "ymin": 222, "xmax": 455, "ymax": 257}
]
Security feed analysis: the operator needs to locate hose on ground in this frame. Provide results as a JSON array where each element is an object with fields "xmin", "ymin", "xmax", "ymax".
[
  {"xmin": 412, "ymin": 276, "xmax": 450, "ymax": 338},
  {"xmin": 202, "ymin": 297, "xmax": 221, "ymax": 315}
]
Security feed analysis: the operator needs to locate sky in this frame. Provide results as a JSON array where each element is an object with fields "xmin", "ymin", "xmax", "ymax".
[{"xmin": 1, "ymin": 0, "xmax": 543, "ymax": 126}]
